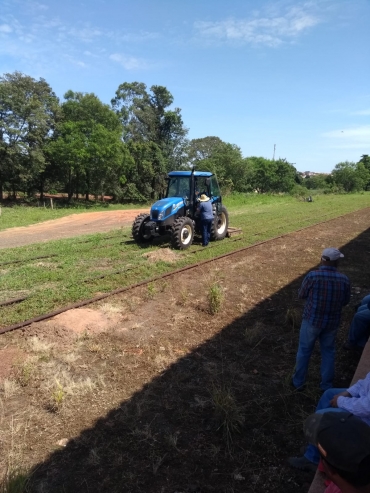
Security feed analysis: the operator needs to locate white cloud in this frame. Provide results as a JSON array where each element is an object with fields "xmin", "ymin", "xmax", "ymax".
[
  {"xmin": 351, "ymin": 109, "xmax": 370, "ymax": 116},
  {"xmin": 194, "ymin": 3, "xmax": 321, "ymax": 47},
  {"xmin": 30, "ymin": 2, "xmax": 49, "ymax": 11},
  {"xmin": 322, "ymin": 126, "xmax": 370, "ymax": 149},
  {"xmin": 109, "ymin": 53, "xmax": 149, "ymax": 70},
  {"xmin": 67, "ymin": 27, "xmax": 102, "ymax": 43},
  {"xmin": 0, "ymin": 24, "xmax": 12, "ymax": 33}
]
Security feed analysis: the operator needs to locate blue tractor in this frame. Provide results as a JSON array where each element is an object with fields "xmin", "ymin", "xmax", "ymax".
[{"xmin": 132, "ymin": 170, "xmax": 229, "ymax": 250}]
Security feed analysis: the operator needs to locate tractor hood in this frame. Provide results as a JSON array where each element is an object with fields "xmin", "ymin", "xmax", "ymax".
[{"xmin": 150, "ymin": 197, "xmax": 185, "ymax": 221}]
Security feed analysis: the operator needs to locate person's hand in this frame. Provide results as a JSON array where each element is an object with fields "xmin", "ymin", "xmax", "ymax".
[
  {"xmin": 330, "ymin": 395, "xmax": 339, "ymax": 407},
  {"xmin": 330, "ymin": 391, "xmax": 351, "ymax": 407}
]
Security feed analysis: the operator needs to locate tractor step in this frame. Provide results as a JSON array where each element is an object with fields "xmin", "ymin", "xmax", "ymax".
[{"xmin": 227, "ymin": 227, "xmax": 242, "ymax": 238}]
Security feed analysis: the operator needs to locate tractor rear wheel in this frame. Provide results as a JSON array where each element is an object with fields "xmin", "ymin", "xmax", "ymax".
[
  {"xmin": 171, "ymin": 217, "xmax": 194, "ymax": 250},
  {"xmin": 132, "ymin": 213, "xmax": 152, "ymax": 242},
  {"xmin": 211, "ymin": 205, "xmax": 229, "ymax": 241}
]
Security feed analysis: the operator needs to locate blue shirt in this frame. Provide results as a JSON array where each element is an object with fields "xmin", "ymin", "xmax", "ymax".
[
  {"xmin": 298, "ymin": 265, "xmax": 350, "ymax": 330},
  {"xmin": 198, "ymin": 200, "xmax": 214, "ymax": 220},
  {"xmin": 337, "ymin": 372, "xmax": 370, "ymax": 426}
]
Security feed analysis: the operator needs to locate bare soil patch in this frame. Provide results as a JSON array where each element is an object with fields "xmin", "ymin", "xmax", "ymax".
[
  {"xmin": 0, "ymin": 347, "xmax": 24, "ymax": 380},
  {"xmin": 51, "ymin": 307, "xmax": 122, "ymax": 335},
  {"xmin": 0, "ymin": 209, "xmax": 148, "ymax": 249},
  {"xmin": 0, "ymin": 208, "xmax": 369, "ymax": 492},
  {"xmin": 142, "ymin": 247, "xmax": 181, "ymax": 263}
]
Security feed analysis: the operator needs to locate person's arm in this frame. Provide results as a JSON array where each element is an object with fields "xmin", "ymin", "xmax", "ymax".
[
  {"xmin": 298, "ymin": 274, "xmax": 311, "ymax": 299},
  {"xmin": 346, "ymin": 375, "xmax": 369, "ymax": 398},
  {"xmin": 342, "ymin": 279, "xmax": 351, "ymax": 306},
  {"xmin": 335, "ymin": 394, "xmax": 370, "ymax": 418}
]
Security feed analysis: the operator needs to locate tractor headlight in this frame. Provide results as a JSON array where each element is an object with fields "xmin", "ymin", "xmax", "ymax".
[{"xmin": 157, "ymin": 210, "xmax": 165, "ymax": 220}]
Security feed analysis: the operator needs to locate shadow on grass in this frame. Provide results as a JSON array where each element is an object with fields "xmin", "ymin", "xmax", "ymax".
[{"xmin": 25, "ymin": 227, "xmax": 370, "ymax": 493}]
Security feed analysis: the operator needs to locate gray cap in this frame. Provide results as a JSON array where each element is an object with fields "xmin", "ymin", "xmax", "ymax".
[{"xmin": 321, "ymin": 247, "xmax": 344, "ymax": 262}]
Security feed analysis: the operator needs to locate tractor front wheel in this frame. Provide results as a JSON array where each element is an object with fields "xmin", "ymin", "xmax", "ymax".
[
  {"xmin": 132, "ymin": 213, "xmax": 153, "ymax": 242},
  {"xmin": 171, "ymin": 217, "xmax": 194, "ymax": 250},
  {"xmin": 211, "ymin": 205, "xmax": 229, "ymax": 241}
]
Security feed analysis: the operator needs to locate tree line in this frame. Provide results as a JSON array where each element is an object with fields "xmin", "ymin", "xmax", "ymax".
[{"xmin": 0, "ymin": 71, "xmax": 369, "ymax": 203}]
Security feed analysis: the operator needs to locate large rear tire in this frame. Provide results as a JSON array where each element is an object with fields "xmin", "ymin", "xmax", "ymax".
[
  {"xmin": 171, "ymin": 217, "xmax": 194, "ymax": 250},
  {"xmin": 211, "ymin": 205, "xmax": 229, "ymax": 241},
  {"xmin": 132, "ymin": 213, "xmax": 153, "ymax": 242}
]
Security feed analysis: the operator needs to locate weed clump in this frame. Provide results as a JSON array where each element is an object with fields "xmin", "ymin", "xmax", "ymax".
[
  {"xmin": 208, "ymin": 283, "xmax": 223, "ymax": 315},
  {"xmin": 245, "ymin": 323, "xmax": 265, "ymax": 347},
  {"xmin": 1, "ymin": 467, "xmax": 30, "ymax": 493},
  {"xmin": 15, "ymin": 362, "xmax": 34, "ymax": 388},
  {"xmin": 51, "ymin": 379, "xmax": 65, "ymax": 411},
  {"xmin": 210, "ymin": 384, "xmax": 244, "ymax": 449},
  {"xmin": 285, "ymin": 307, "xmax": 301, "ymax": 330}
]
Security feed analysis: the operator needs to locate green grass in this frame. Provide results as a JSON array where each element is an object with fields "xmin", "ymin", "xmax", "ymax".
[
  {"xmin": 0, "ymin": 193, "xmax": 369, "ymax": 327},
  {"xmin": 0, "ymin": 202, "xmax": 147, "ymax": 232}
]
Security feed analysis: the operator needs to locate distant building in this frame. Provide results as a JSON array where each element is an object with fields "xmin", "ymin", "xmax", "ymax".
[{"xmin": 299, "ymin": 171, "xmax": 331, "ymax": 178}]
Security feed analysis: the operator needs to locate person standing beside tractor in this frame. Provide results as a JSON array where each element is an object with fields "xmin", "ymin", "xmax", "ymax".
[{"xmin": 197, "ymin": 194, "xmax": 214, "ymax": 247}]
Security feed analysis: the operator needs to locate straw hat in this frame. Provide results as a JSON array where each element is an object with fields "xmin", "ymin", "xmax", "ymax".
[{"xmin": 199, "ymin": 194, "xmax": 210, "ymax": 202}]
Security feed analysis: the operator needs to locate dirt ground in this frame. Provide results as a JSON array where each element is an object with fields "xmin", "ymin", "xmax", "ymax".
[
  {"xmin": 0, "ymin": 208, "xmax": 370, "ymax": 492},
  {"xmin": 0, "ymin": 209, "xmax": 147, "ymax": 249}
]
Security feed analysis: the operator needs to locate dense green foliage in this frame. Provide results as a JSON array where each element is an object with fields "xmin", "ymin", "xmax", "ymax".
[{"xmin": 0, "ymin": 71, "xmax": 369, "ymax": 202}]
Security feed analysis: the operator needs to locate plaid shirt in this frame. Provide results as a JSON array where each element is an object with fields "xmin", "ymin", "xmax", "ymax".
[{"xmin": 298, "ymin": 265, "xmax": 351, "ymax": 330}]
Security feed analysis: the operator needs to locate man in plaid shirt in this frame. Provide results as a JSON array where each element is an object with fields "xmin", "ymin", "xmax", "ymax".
[{"xmin": 292, "ymin": 247, "xmax": 351, "ymax": 391}]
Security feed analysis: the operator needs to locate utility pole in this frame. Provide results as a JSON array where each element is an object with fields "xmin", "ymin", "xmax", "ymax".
[{"xmin": 272, "ymin": 144, "xmax": 276, "ymax": 161}]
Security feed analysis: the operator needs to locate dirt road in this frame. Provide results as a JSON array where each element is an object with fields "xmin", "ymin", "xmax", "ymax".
[{"xmin": 0, "ymin": 209, "xmax": 147, "ymax": 249}]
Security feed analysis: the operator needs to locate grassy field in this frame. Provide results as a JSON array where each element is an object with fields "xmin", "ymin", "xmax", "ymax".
[{"xmin": 0, "ymin": 192, "xmax": 369, "ymax": 327}]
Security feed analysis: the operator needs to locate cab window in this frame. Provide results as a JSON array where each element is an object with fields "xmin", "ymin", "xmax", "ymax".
[
  {"xmin": 167, "ymin": 177, "xmax": 190, "ymax": 198},
  {"xmin": 210, "ymin": 176, "xmax": 220, "ymax": 197}
]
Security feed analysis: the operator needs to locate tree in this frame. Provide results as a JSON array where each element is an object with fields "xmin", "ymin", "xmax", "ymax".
[
  {"xmin": 111, "ymin": 82, "xmax": 188, "ymax": 170},
  {"xmin": 331, "ymin": 161, "xmax": 369, "ymax": 192},
  {"xmin": 303, "ymin": 174, "xmax": 330, "ymax": 190},
  {"xmin": 0, "ymin": 71, "xmax": 60, "ymax": 199},
  {"xmin": 48, "ymin": 91, "xmax": 126, "ymax": 200},
  {"xmin": 246, "ymin": 157, "xmax": 297, "ymax": 193},
  {"xmin": 187, "ymin": 136, "xmax": 224, "ymax": 164},
  {"xmin": 358, "ymin": 155, "xmax": 370, "ymax": 190},
  {"xmin": 274, "ymin": 159, "xmax": 298, "ymax": 192},
  {"xmin": 123, "ymin": 141, "xmax": 166, "ymax": 201},
  {"xmin": 186, "ymin": 137, "xmax": 251, "ymax": 193}
]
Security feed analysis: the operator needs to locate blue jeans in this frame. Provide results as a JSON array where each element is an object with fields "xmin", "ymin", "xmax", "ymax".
[
  {"xmin": 348, "ymin": 295, "xmax": 370, "ymax": 348},
  {"xmin": 201, "ymin": 219, "xmax": 213, "ymax": 246},
  {"xmin": 304, "ymin": 388, "xmax": 347, "ymax": 464},
  {"xmin": 293, "ymin": 319, "xmax": 338, "ymax": 391}
]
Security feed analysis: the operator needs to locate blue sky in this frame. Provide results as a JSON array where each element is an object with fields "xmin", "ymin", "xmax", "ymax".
[{"xmin": 1, "ymin": 0, "xmax": 369, "ymax": 172}]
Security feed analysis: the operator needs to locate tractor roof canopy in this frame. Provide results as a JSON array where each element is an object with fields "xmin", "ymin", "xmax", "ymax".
[{"xmin": 167, "ymin": 171, "xmax": 213, "ymax": 178}]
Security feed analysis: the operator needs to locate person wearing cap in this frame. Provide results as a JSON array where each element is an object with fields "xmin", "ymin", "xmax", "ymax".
[
  {"xmin": 289, "ymin": 371, "xmax": 370, "ymax": 473},
  {"xmin": 292, "ymin": 247, "xmax": 351, "ymax": 391},
  {"xmin": 303, "ymin": 411, "xmax": 370, "ymax": 492},
  {"xmin": 197, "ymin": 194, "xmax": 214, "ymax": 247},
  {"xmin": 343, "ymin": 294, "xmax": 370, "ymax": 351}
]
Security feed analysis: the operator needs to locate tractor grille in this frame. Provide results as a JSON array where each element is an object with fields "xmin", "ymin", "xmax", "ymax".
[
  {"xmin": 165, "ymin": 206, "xmax": 172, "ymax": 217},
  {"xmin": 151, "ymin": 210, "xmax": 159, "ymax": 220}
]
